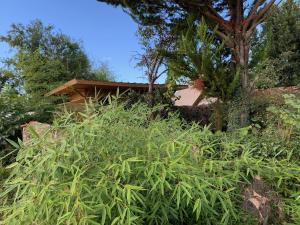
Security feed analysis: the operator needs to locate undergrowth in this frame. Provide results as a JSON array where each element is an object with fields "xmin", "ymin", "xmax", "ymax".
[{"xmin": 0, "ymin": 99, "xmax": 299, "ymax": 225}]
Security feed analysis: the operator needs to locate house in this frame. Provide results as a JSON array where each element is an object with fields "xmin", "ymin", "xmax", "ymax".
[
  {"xmin": 174, "ymin": 79, "xmax": 218, "ymax": 106},
  {"xmin": 45, "ymin": 79, "xmax": 187, "ymax": 105},
  {"xmin": 45, "ymin": 78, "xmax": 214, "ymax": 107},
  {"xmin": 23, "ymin": 79, "xmax": 300, "ymax": 142}
]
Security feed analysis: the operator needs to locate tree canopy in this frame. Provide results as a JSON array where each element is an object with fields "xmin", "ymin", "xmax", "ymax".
[
  {"xmin": 0, "ymin": 20, "xmax": 92, "ymax": 95},
  {"xmin": 97, "ymin": 0, "xmax": 277, "ymax": 59},
  {"xmin": 98, "ymin": 0, "xmax": 278, "ymax": 126},
  {"xmin": 90, "ymin": 62, "xmax": 116, "ymax": 81},
  {"xmin": 0, "ymin": 20, "xmax": 115, "ymax": 153},
  {"xmin": 168, "ymin": 19, "xmax": 238, "ymax": 101},
  {"xmin": 251, "ymin": 0, "xmax": 300, "ymax": 87}
]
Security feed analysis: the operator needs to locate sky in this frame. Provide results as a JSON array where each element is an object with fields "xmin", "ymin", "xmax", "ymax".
[{"xmin": 0, "ymin": 0, "xmax": 148, "ymax": 82}]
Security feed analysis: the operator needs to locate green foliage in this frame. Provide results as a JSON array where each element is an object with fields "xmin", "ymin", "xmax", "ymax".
[
  {"xmin": 0, "ymin": 20, "xmax": 92, "ymax": 95},
  {"xmin": 0, "ymin": 86, "xmax": 55, "ymax": 161},
  {"xmin": 168, "ymin": 19, "xmax": 238, "ymax": 101},
  {"xmin": 226, "ymin": 96, "xmax": 250, "ymax": 131},
  {"xmin": 248, "ymin": 94, "xmax": 300, "ymax": 224},
  {"xmin": 167, "ymin": 19, "xmax": 239, "ymax": 130},
  {"xmin": 250, "ymin": 91, "xmax": 300, "ymax": 132},
  {"xmin": 90, "ymin": 62, "xmax": 116, "ymax": 81},
  {"xmin": 251, "ymin": 0, "xmax": 300, "ymax": 86},
  {"xmin": 268, "ymin": 94, "xmax": 300, "ymax": 139},
  {"xmin": 249, "ymin": 92, "xmax": 284, "ymax": 127},
  {"xmin": 0, "ymin": 100, "xmax": 299, "ymax": 224},
  {"xmin": 245, "ymin": 93, "xmax": 300, "ymax": 167},
  {"xmin": 0, "ymin": 87, "xmax": 28, "ymax": 158},
  {"xmin": 125, "ymin": 88, "xmax": 173, "ymax": 108},
  {"xmin": 0, "ymin": 87, "xmax": 28, "ymax": 141},
  {"xmin": 0, "ymin": 20, "xmax": 117, "ymax": 164},
  {"xmin": 250, "ymin": 59, "xmax": 279, "ymax": 89}
]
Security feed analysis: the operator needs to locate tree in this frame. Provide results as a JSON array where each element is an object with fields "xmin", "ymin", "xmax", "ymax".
[
  {"xmin": 251, "ymin": 0, "xmax": 300, "ymax": 86},
  {"xmin": 135, "ymin": 25, "xmax": 173, "ymax": 106},
  {"xmin": 168, "ymin": 19, "xmax": 239, "ymax": 130},
  {"xmin": 90, "ymin": 62, "xmax": 116, "ymax": 81},
  {"xmin": 0, "ymin": 20, "xmax": 93, "ymax": 159},
  {"xmin": 0, "ymin": 20, "xmax": 92, "ymax": 95},
  {"xmin": 98, "ymin": 0, "xmax": 278, "ymax": 126}
]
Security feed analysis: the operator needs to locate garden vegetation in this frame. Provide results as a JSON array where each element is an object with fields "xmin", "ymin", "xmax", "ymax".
[
  {"xmin": 0, "ymin": 1, "xmax": 299, "ymax": 224},
  {"xmin": 0, "ymin": 96, "xmax": 299, "ymax": 225}
]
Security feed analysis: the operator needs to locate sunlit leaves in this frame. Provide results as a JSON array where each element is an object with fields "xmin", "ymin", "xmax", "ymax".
[{"xmin": 1, "ymin": 101, "xmax": 300, "ymax": 224}]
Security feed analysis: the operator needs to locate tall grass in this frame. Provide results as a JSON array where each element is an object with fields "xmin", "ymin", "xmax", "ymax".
[{"xmin": 0, "ymin": 100, "xmax": 299, "ymax": 224}]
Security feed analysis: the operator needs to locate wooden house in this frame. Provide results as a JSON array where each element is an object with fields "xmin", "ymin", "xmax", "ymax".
[{"xmin": 46, "ymin": 79, "xmax": 187, "ymax": 106}]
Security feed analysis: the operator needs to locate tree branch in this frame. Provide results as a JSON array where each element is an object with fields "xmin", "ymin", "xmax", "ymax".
[
  {"xmin": 246, "ymin": 0, "xmax": 276, "ymax": 38},
  {"xmin": 236, "ymin": 0, "xmax": 243, "ymax": 27},
  {"xmin": 153, "ymin": 57, "xmax": 164, "ymax": 78},
  {"xmin": 203, "ymin": 6, "xmax": 232, "ymax": 33},
  {"xmin": 246, "ymin": 0, "xmax": 265, "ymax": 22},
  {"xmin": 255, "ymin": 0, "xmax": 276, "ymax": 23},
  {"xmin": 215, "ymin": 30, "xmax": 234, "ymax": 48},
  {"xmin": 157, "ymin": 68, "xmax": 168, "ymax": 78},
  {"xmin": 174, "ymin": 0, "xmax": 232, "ymax": 33}
]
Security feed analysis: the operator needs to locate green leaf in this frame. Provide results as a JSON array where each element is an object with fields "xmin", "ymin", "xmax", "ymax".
[{"xmin": 5, "ymin": 138, "xmax": 20, "ymax": 149}]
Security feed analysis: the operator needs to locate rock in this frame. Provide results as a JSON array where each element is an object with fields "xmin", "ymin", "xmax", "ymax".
[
  {"xmin": 21, "ymin": 121, "xmax": 51, "ymax": 144},
  {"xmin": 242, "ymin": 176, "xmax": 283, "ymax": 224}
]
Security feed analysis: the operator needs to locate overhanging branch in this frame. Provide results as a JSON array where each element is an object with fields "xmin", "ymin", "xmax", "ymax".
[{"xmin": 246, "ymin": 0, "xmax": 276, "ymax": 38}]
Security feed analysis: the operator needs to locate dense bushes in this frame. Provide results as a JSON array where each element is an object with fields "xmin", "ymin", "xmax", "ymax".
[
  {"xmin": 0, "ymin": 87, "xmax": 55, "ymax": 164},
  {"xmin": 0, "ymin": 100, "xmax": 299, "ymax": 224}
]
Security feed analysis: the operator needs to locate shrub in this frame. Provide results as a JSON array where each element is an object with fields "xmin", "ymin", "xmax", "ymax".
[
  {"xmin": 268, "ymin": 94, "xmax": 300, "ymax": 139},
  {"xmin": 0, "ymin": 101, "xmax": 299, "ymax": 224},
  {"xmin": 249, "ymin": 92, "xmax": 285, "ymax": 129},
  {"xmin": 250, "ymin": 59, "xmax": 279, "ymax": 89},
  {"xmin": 0, "ymin": 86, "xmax": 56, "ymax": 165},
  {"xmin": 247, "ymin": 93, "xmax": 300, "ymax": 161}
]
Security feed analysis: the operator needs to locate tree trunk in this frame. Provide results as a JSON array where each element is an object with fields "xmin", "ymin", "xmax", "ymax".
[
  {"xmin": 234, "ymin": 37, "xmax": 251, "ymax": 127},
  {"xmin": 215, "ymin": 98, "xmax": 223, "ymax": 131},
  {"xmin": 148, "ymin": 79, "xmax": 155, "ymax": 108}
]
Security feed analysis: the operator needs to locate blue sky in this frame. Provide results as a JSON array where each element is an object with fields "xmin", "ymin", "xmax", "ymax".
[{"xmin": 0, "ymin": 0, "xmax": 148, "ymax": 82}]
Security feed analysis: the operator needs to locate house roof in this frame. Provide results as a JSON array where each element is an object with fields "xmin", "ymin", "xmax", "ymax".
[{"xmin": 46, "ymin": 79, "xmax": 187, "ymax": 96}]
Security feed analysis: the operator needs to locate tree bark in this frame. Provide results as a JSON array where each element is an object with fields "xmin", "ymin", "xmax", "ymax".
[
  {"xmin": 234, "ymin": 36, "xmax": 251, "ymax": 127},
  {"xmin": 148, "ymin": 78, "xmax": 155, "ymax": 108},
  {"xmin": 215, "ymin": 98, "xmax": 223, "ymax": 131}
]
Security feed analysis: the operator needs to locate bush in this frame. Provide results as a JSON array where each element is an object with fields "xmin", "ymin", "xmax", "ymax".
[
  {"xmin": 250, "ymin": 59, "xmax": 279, "ymax": 89},
  {"xmin": 249, "ymin": 92, "xmax": 285, "ymax": 129},
  {"xmin": 248, "ymin": 93, "xmax": 300, "ymax": 160},
  {"xmin": 268, "ymin": 94, "xmax": 300, "ymax": 139},
  {"xmin": 0, "ymin": 100, "xmax": 299, "ymax": 224},
  {"xmin": 0, "ymin": 86, "xmax": 55, "ymax": 165}
]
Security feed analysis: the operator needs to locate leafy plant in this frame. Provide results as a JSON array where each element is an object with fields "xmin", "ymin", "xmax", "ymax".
[
  {"xmin": 0, "ymin": 20, "xmax": 93, "ymax": 95},
  {"xmin": 268, "ymin": 94, "xmax": 300, "ymax": 140},
  {"xmin": 90, "ymin": 62, "xmax": 116, "ymax": 81},
  {"xmin": 167, "ymin": 18, "xmax": 239, "ymax": 130},
  {"xmin": 0, "ymin": 100, "xmax": 299, "ymax": 224},
  {"xmin": 168, "ymin": 18, "xmax": 238, "ymax": 101},
  {"xmin": 250, "ymin": 0, "xmax": 300, "ymax": 86},
  {"xmin": 0, "ymin": 86, "xmax": 55, "ymax": 165}
]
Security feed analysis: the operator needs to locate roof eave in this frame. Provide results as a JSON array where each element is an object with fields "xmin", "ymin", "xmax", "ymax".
[{"xmin": 45, "ymin": 79, "xmax": 79, "ymax": 96}]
